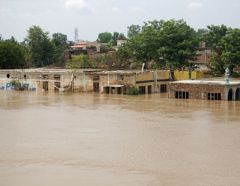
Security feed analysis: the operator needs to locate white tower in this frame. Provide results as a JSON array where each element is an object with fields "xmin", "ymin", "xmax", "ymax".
[{"xmin": 74, "ymin": 28, "xmax": 79, "ymax": 43}]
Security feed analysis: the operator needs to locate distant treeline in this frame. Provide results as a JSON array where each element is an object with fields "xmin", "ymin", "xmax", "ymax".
[{"xmin": 1, "ymin": 20, "xmax": 240, "ymax": 76}]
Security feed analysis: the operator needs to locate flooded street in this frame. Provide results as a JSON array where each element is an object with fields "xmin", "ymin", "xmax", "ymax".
[{"xmin": 0, "ymin": 91, "xmax": 240, "ymax": 186}]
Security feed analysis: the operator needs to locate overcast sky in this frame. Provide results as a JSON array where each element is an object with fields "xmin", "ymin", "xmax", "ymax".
[{"xmin": 1, "ymin": 0, "xmax": 240, "ymax": 41}]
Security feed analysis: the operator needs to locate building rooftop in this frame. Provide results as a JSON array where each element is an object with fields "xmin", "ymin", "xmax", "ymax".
[{"xmin": 171, "ymin": 79, "xmax": 240, "ymax": 86}]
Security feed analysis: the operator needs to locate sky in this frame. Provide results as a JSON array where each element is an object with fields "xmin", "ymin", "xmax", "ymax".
[{"xmin": 1, "ymin": 0, "xmax": 240, "ymax": 42}]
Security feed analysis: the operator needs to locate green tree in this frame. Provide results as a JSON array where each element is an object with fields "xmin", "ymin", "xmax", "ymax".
[
  {"xmin": 127, "ymin": 25, "xmax": 141, "ymax": 38},
  {"xmin": 222, "ymin": 28, "xmax": 240, "ymax": 72},
  {"xmin": 27, "ymin": 26, "xmax": 54, "ymax": 67},
  {"xmin": 111, "ymin": 32, "xmax": 120, "ymax": 46},
  {"xmin": 0, "ymin": 39, "xmax": 27, "ymax": 69},
  {"xmin": 52, "ymin": 33, "xmax": 68, "ymax": 66},
  {"xmin": 121, "ymin": 20, "xmax": 198, "ymax": 70},
  {"xmin": 97, "ymin": 32, "xmax": 112, "ymax": 43},
  {"xmin": 204, "ymin": 25, "xmax": 228, "ymax": 75},
  {"xmin": 196, "ymin": 28, "xmax": 208, "ymax": 42},
  {"xmin": 110, "ymin": 32, "xmax": 126, "ymax": 46}
]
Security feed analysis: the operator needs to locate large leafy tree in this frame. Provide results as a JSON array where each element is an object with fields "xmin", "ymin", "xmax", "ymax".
[
  {"xmin": 127, "ymin": 25, "xmax": 141, "ymax": 39},
  {"xmin": 52, "ymin": 33, "xmax": 68, "ymax": 66},
  {"xmin": 203, "ymin": 25, "xmax": 228, "ymax": 75},
  {"xmin": 222, "ymin": 28, "xmax": 240, "ymax": 71},
  {"xmin": 0, "ymin": 38, "xmax": 27, "ymax": 69},
  {"xmin": 27, "ymin": 26, "xmax": 54, "ymax": 67},
  {"xmin": 110, "ymin": 32, "xmax": 126, "ymax": 46},
  {"xmin": 120, "ymin": 20, "xmax": 198, "ymax": 70},
  {"xmin": 97, "ymin": 32, "xmax": 112, "ymax": 43}
]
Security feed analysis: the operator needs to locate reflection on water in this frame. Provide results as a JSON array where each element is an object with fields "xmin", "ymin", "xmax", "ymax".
[{"xmin": 0, "ymin": 91, "xmax": 240, "ymax": 186}]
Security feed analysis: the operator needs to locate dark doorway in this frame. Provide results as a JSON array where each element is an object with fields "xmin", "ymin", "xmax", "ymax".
[
  {"xmin": 117, "ymin": 87, "xmax": 122, "ymax": 94},
  {"xmin": 236, "ymin": 88, "xmax": 240, "ymax": 101},
  {"xmin": 93, "ymin": 82, "xmax": 99, "ymax": 92},
  {"xmin": 43, "ymin": 81, "xmax": 48, "ymax": 91},
  {"xmin": 139, "ymin": 86, "xmax": 146, "ymax": 94},
  {"xmin": 54, "ymin": 82, "xmax": 61, "ymax": 92},
  {"xmin": 228, "ymin": 89, "xmax": 233, "ymax": 101},
  {"xmin": 148, "ymin": 85, "xmax": 152, "ymax": 94},
  {"xmin": 104, "ymin": 87, "xmax": 110, "ymax": 94}
]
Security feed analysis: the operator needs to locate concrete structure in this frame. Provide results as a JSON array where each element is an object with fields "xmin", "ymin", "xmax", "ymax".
[
  {"xmin": 169, "ymin": 80, "xmax": 240, "ymax": 101},
  {"xmin": 174, "ymin": 71, "xmax": 204, "ymax": 81},
  {"xmin": 0, "ymin": 69, "xmax": 170, "ymax": 95}
]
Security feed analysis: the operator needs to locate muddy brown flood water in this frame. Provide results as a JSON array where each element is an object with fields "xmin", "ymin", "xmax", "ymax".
[{"xmin": 0, "ymin": 91, "xmax": 240, "ymax": 186}]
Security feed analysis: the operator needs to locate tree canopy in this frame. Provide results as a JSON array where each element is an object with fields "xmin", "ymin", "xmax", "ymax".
[
  {"xmin": 97, "ymin": 32, "xmax": 126, "ymax": 46},
  {"xmin": 27, "ymin": 26, "xmax": 54, "ymax": 67},
  {"xmin": 0, "ymin": 39, "xmax": 27, "ymax": 69},
  {"xmin": 127, "ymin": 25, "xmax": 141, "ymax": 39},
  {"xmin": 97, "ymin": 32, "xmax": 112, "ymax": 43},
  {"xmin": 201, "ymin": 25, "xmax": 240, "ymax": 75},
  {"xmin": 119, "ymin": 20, "xmax": 198, "ymax": 69}
]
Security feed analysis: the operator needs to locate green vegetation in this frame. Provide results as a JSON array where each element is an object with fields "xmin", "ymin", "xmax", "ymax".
[
  {"xmin": 126, "ymin": 86, "xmax": 139, "ymax": 95},
  {"xmin": 0, "ymin": 26, "xmax": 69, "ymax": 69},
  {"xmin": 10, "ymin": 79, "xmax": 23, "ymax": 90},
  {"xmin": 97, "ymin": 32, "xmax": 126, "ymax": 46},
  {"xmin": 65, "ymin": 52, "xmax": 127, "ymax": 70},
  {"xmin": 127, "ymin": 25, "xmax": 141, "ymax": 39},
  {"xmin": 27, "ymin": 26, "xmax": 69, "ymax": 67},
  {"xmin": 1, "ymin": 19, "xmax": 240, "ymax": 77},
  {"xmin": 118, "ymin": 20, "xmax": 198, "ymax": 71},
  {"xmin": 0, "ymin": 38, "xmax": 27, "ymax": 69},
  {"xmin": 200, "ymin": 25, "xmax": 240, "ymax": 76},
  {"xmin": 65, "ymin": 54, "xmax": 90, "ymax": 69}
]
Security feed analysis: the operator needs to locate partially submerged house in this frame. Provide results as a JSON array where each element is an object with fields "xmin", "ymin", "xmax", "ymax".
[
  {"xmin": 0, "ymin": 69, "xmax": 170, "ymax": 94},
  {"xmin": 168, "ymin": 80, "xmax": 240, "ymax": 101}
]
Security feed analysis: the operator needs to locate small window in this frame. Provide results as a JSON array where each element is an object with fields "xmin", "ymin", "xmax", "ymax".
[
  {"xmin": 208, "ymin": 93, "xmax": 221, "ymax": 100},
  {"xmin": 175, "ymin": 91, "xmax": 189, "ymax": 99},
  {"xmin": 6, "ymin": 74, "xmax": 10, "ymax": 78},
  {"xmin": 160, "ymin": 84, "xmax": 167, "ymax": 93}
]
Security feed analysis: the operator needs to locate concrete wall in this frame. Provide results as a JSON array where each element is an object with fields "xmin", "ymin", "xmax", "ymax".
[
  {"xmin": 0, "ymin": 69, "xmax": 170, "ymax": 94},
  {"xmin": 174, "ymin": 71, "xmax": 204, "ymax": 81},
  {"xmin": 169, "ymin": 83, "xmax": 225, "ymax": 100},
  {"xmin": 169, "ymin": 82, "xmax": 240, "ymax": 101}
]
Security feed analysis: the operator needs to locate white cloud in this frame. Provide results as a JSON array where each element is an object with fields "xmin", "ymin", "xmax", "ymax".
[
  {"xmin": 64, "ymin": 0, "xmax": 88, "ymax": 10},
  {"xmin": 188, "ymin": 2, "xmax": 203, "ymax": 10}
]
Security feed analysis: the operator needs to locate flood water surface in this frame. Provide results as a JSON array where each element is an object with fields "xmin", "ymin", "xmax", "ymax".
[{"xmin": 0, "ymin": 91, "xmax": 240, "ymax": 186}]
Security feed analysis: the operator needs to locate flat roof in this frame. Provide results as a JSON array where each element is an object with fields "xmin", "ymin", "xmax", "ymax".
[
  {"xmin": 171, "ymin": 80, "xmax": 240, "ymax": 86},
  {"xmin": 104, "ymin": 85, "xmax": 124, "ymax": 88}
]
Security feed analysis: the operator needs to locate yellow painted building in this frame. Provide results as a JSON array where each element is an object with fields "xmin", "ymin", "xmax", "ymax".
[{"xmin": 174, "ymin": 71, "xmax": 204, "ymax": 81}]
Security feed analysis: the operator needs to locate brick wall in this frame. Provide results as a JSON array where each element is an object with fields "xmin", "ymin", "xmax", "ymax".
[{"xmin": 169, "ymin": 83, "xmax": 225, "ymax": 100}]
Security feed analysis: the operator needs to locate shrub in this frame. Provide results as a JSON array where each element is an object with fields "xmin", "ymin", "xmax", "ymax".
[
  {"xmin": 10, "ymin": 80, "xmax": 23, "ymax": 90},
  {"xmin": 126, "ymin": 86, "xmax": 139, "ymax": 95}
]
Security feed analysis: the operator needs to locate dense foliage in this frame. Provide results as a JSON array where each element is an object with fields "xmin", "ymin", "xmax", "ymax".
[
  {"xmin": 202, "ymin": 25, "xmax": 240, "ymax": 75},
  {"xmin": 118, "ymin": 20, "xmax": 198, "ymax": 70},
  {"xmin": 1, "ymin": 19, "xmax": 240, "ymax": 76},
  {"xmin": 97, "ymin": 32, "xmax": 126, "ymax": 46},
  {"xmin": 0, "ymin": 38, "xmax": 27, "ymax": 69}
]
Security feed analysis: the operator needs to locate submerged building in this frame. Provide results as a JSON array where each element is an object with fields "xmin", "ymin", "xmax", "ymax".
[
  {"xmin": 168, "ymin": 80, "xmax": 240, "ymax": 101},
  {"xmin": 0, "ymin": 69, "xmax": 170, "ymax": 94},
  {"xmin": 1, "ymin": 69, "xmax": 239, "ymax": 101}
]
